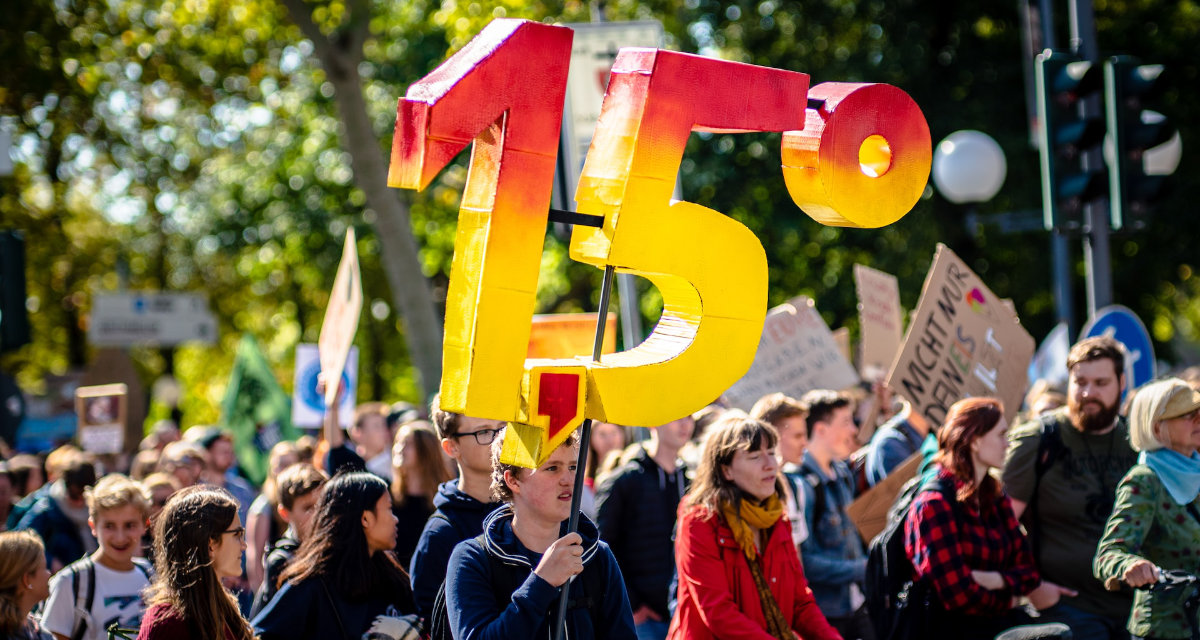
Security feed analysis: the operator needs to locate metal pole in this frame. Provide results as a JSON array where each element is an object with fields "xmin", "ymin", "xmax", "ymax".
[
  {"xmin": 551, "ymin": 264, "xmax": 615, "ymax": 640},
  {"xmin": 1069, "ymin": 0, "xmax": 1113, "ymax": 316}
]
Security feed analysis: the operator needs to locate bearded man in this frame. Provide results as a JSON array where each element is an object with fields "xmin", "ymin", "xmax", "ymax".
[{"xmin": 1003, "ymin": 335, "xmax": 1136, "ymax": 640}]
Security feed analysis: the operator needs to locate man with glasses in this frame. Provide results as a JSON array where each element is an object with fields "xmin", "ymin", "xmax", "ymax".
[{"xmin": 409, "ymin": 394, "xmax": 506, "ymax": 621}]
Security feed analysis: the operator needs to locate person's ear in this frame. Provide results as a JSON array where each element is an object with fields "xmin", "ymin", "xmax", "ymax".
[
  {"xmin": 88, "ymin": 518, "xmax": 97, "ymax": 538},
  {"xmin": 720, "ymin": 464, "xmax": 733, "ymax": 482},
  {"xmin": 362, "ymin": 509, "xmax": 375, "ymax": 531},
  {"xmin": 504, "ymin": 469, "xmax": 520, "ymax": 496},
  {"xmin": 277, "ymin": 504, "xmax": 292, "ymax": 523},
  {"xmin": 208, "ymin": 538, "xmax": 218, "ymax": 558},
  {"xmin": 441, "ymin": 437, "xmax": 458, "ymax": 459}
]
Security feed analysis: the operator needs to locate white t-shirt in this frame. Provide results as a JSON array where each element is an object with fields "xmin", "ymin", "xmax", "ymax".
[{"xmin": 42, "ymin": 559, "xmax": 152, "ymax": 640}]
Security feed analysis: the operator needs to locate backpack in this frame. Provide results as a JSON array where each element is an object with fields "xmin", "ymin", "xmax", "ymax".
[
  {"xmin": 65, "ymin": 556, "xmax": 154, "ymax": 640},
  {"xmin": 863, "ymin": 471, "xmax": 958, "ymax": 640},
  {"xmin": 427, "ymin": 534, "xmax": 606, "ymax": 640},
  {"xmin": 1027, "ymin": 414, "xmax": 1068, "ymax": 562}
]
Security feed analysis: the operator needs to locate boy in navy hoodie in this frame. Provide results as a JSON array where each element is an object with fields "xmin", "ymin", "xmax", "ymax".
[
  {"xmin": 408, "ymin": 395, "xmax": 505, "ymax": 620},
  {"xmin": 446, "ymin": 430, "xmax": 636, "ymax": 640}
]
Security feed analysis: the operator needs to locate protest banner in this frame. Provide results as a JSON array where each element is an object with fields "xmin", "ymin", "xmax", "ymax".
[
  {"xmin": 847, "ymin": 452, "xmax": 921, "ymax": 542},
  {"xmin": 75, "ymin": 383, "xmax": 127, "ymax": 455},
  {"xmin": 527, "ymin": 313, "xmax": 617, "ymax": 359},
  {"xmin": 886, "ymin": 244, "xmax": 1034, "ymax": 425},
  {"xmin": 721, "ymin": 296, "xmax": 860, "ymax": 411},
  {"xmin": 854, "ymin": 264, "xmax": 903, "ymax": 382},
  {"xmin": 831, "ymin": 327, "xmax": 852, "ymax": 365},
  {"xmin": 292, "ymin": 343, "xmax": 359, "ymax": 429},
  {"xmin": 221, "ymin": 334, "xmax": 299, "ymax": 485},
  {"xmin": 318, "ymin": 228, "xmax": 363, "ymax": 408}
]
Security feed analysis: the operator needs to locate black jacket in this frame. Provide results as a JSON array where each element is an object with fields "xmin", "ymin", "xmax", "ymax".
[{"xmin": 594, "ymin": 445, "xmax": 688, "ymax": 619}]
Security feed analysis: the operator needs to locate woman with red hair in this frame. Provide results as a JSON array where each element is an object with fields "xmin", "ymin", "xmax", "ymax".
[{"xmin": 902, "ymin": 398, "xmax": 1072, "ymax": 639}]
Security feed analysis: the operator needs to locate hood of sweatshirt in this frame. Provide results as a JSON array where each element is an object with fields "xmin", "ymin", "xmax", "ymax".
[
  {"xmin": 432, "ymin": 479, "xmax": 499, "ymax": 515},
  {"xmin": 479, "ymin": 503, "xmax": 601, "ymax": 569}
]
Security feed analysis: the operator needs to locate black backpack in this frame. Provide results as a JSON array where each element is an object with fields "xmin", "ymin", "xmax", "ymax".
[
  {"xmin": 863, "ymin": 471, "xmax": 958, "ymax": 640},
  {"xmin": 427, "ymin": 534, "xmax": 606, "ymax": 640}
]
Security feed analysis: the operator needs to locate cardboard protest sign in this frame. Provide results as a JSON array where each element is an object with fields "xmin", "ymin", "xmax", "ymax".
[
  {"xmin": 886, "ymin": 244, "xmax": 1034, "ymax": 425},
  {"xmin": 854, "ymin": 264, "xmax": 903, "ymax": 382},
  {"xmin": 75, "ymin": 383, "xmax": 127, "ymax": 454},
  {"xmin": 722, "ymin": 296, "xmax": 860, "ymax": 410},
  {"xmin": 318, "ymin": 228, "xmax": 362, "ymax": 408},
  {"xmin": 527, "ymin": 313, "xmax": 617, "ymax": 359},
  {"xmin": 847, "ymin": 452, "xmax": 921, "ymax": 542},
  {"xmin": 832, "ymin": 327, "xmax": 852, "ymax": 365}
]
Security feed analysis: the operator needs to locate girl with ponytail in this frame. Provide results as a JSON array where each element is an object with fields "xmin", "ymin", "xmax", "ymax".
[{"xmin": 0, "ymin": 530, "xmax": 52, "ymax": 640}]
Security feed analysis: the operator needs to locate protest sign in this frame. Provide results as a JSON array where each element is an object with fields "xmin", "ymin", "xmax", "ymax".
[
  {"xmin": 221, "ymin": 334, "xmax": 300, "ymax": 485},
  {"xmin": 722, "ymin": 296, "xmax": 860, "ymax": 410},
  {"xmin": 854, "ymin": 264, "xmax": 903, "ymax": 382},
  {"xmin": 527, "ymin": 313, "xmax": 617, "ymax": 359},
  {"xmin": 75, "ymin": 383, "xmax": 127, "ymax": 454},
  {"xmin": 292, "ymin": 343, "xmax": 358, "ymax": 429},
  {"xmin": 886, "ymin": 244, "xmax": 1034, "ymax": 425},
  {"xmin": 318, "ymin": 229, "xmax": 363, "ymax": 408},
  {"xmin": 847, "ymin": 452, "xmax": 921, "ymax": 542},
  {"xmin": 831, "ymin": 327, "xmax": 852, "ymax": 365}
]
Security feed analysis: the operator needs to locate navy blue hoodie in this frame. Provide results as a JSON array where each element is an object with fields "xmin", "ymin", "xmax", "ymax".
[
  {"xmin": 446, "ymin": 504, "xmax": 636, "ymax": 640},
  {"xmin": 409, "ymin": 480, "xmax": 502, "ymax": 620}
]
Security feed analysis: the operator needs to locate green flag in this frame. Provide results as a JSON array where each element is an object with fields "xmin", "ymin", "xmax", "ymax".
[{"xmin": 220, "ymin": 333, "xmax": 297, "ymax": 485}]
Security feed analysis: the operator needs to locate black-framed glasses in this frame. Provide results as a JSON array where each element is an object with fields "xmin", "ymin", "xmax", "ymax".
[
  {"xmin": 223, "ymin": 526, "xmax": 246, "ymax": 542},
  {"xmin": 452, "ymin": 426, "xmax": 504, "ymax": 446}
]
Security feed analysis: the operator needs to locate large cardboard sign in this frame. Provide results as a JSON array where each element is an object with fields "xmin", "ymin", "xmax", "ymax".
[
  {"xmin": 722, "ymin": 296, "xmax": 861, "ymax": 410},
  {"xmin": 75, "ymin": 383, "xmax": 127, "ymax": 454},
  {"xmin": 847, "ymin": 452, "xmax": 921, "ymax": 542},
  {"xmin": 317, "ymin": 229, "xmax": 362, "ymax": 407},
  {"xmin": 886, "ymin": 244, "xmax": 1034, "ymax": 425},
  {"xmin": 854, "ymin": 264, "xmax": 903, "ymax": 381},
  {"xmin": 389, "ymin": 19, "xmax": 930, "ymax": 466}
]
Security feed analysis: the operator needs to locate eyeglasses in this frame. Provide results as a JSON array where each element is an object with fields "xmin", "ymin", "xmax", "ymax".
[
  {"xmin": 223, "ymin": 527, "xmax": 246, "ymax": 542},
  {"xmin": 452, "ymin": 426, "xmax": 504, "ymax": 446}
]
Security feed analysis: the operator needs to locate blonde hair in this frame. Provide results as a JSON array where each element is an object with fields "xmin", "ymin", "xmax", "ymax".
[
  {"xmin": 1128, "ymin": 378, "xmax": 1191, "ymax": 452},
  {"xmin": 86, "ymin": 474, "xmax": 152, "ymax": 521},
  {"xmin": 0, "ymin": 530, "xmax": 44, "ymax": 633}
]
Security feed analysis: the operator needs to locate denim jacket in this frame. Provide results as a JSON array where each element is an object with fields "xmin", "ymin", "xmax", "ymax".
[{"xmin": 797, "ymin": 451, "xmax": 867, "ymax": 618}]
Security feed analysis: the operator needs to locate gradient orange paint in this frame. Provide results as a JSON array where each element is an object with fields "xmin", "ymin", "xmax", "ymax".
[
  {"xmin": 782, "ymin": 82, "xmax": 932, "ymax": 228},
  {"xmin": 387, "ymin": 20, "xmax": 571, "ymax": 424}
]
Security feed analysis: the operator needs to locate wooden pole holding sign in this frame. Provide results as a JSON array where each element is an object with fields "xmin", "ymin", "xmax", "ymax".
[{"xmin": 318, "ymin": 228, "xmax": 363, "ymax": 410}]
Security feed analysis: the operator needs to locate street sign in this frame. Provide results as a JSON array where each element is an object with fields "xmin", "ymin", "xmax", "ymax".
[
  {"xmin": 292, "ymin": 343, "xmax": 357, "ymax": 429},
  {"xmin": 1080, "ymin": 305, "xmax": 1155, "ymax": 391},
  {"xmin": 559, "ymin": 21, "xmax": 665, "ymax": 208},
  {"xmin": 89, "ymin": 292, "xmax": 217, "ymax": 346}
]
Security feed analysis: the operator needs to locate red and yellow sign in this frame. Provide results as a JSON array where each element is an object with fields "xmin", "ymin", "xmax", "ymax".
[{"xmin": 390, "ymin": 19, "xmax": 931, "ymax": 467}]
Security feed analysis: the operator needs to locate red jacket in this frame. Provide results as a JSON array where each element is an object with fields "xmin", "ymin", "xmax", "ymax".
[{"xmin": 669, "ymin": 503, "xmax": 842, "ymax": 640}]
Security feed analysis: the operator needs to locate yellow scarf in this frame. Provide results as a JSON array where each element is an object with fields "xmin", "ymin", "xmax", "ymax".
[{"xmin": 719, "ymin": 495, "xmax": 783, "ymax": 561}]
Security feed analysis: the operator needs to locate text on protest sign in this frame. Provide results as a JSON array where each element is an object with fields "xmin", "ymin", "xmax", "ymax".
[{"xmin": 318, "ymin": 229, "xmax": 363, "ymax": 408}]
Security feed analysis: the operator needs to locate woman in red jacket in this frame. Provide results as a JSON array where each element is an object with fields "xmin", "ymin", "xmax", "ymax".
[{"xmin": 670, "ymin": 412, "xmax": 841, "ymax": 640}]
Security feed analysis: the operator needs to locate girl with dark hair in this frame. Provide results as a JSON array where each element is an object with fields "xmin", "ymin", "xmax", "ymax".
[
  {"xmin": 669, "ymin": 412, "xmax": 838, "ymax": 640},
  {"xmin": 390, "ymin": 421, "xmax": 452, "ymax": 568},
  {"xmin": 136, "ymin": 485, "xmax": 254, "ymax": 640},
  {"xmin": 903, "ymin": 397, "xmax": 1072, "ymax": 639},
  {"xmin": 252, "ymin": 471, "xmax": 419, "ymax": 640},
  {"xmin": 0, "ymin": 530, "xmax": 51, "ymax": 640}
]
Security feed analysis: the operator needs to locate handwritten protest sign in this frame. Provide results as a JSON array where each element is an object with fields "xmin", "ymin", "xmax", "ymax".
[
  {"xmin": 527, "ymin": 313, "xmax": 617, "ymax": 359},
  {"xmin": 318, "ymin": 229, "xmax": 363, "ymax": 408},
  {"xmin": 847, "ymin": 452, "xmax": 921, "ymax": 542},
  {"xmin": 722, "ymin": 296, "xmax": 860, "ymax": 410},
  {"xmin": 886, "ymin": 244, "xmax": 1034, "ymax": 425},
  {"xmin": 854, "ymin": 264, "xmax": 903, "ymax": 382},
  {"xmin": 75, "ymin": 383, "xmax": 127, "ymax": 454}
]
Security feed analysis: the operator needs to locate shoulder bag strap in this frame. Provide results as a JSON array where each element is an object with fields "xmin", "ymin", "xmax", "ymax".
[{"xmin": 319, "ymin": 577, "xmax": 352, "ymax": 640}]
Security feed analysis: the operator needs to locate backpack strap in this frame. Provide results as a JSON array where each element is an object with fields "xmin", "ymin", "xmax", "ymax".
[
  {"xmin": 68, "ymin": 556, "xmax": 95, "ymax": 640},
  {"xmin": 800, "ymin": 465, "xmax": 828, "ymax": 533},
  {"xmin": 1029, "ymin": 414, "xmax": 1067, "ymax": 562}
]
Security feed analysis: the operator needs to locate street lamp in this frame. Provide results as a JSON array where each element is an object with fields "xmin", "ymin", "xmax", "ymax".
[{"xmin": 931, "ymin": 130, "xmax": 1007, "ymax": 205}]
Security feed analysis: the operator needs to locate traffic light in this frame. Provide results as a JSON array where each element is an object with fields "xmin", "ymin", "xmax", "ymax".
[
  {"xmin": 1105, "ymin": 56, "xmax": 1174, "ymax": 229},
  {"xmin": 1036, "ymin": 50, "xmax": 1107, "ymax": 231}
]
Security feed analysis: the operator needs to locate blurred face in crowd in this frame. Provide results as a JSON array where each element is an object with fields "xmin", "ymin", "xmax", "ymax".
[
  {"xmin": 816, "ymin": 406, "xmax": 859, "ymax": 461},
  {"xmin": 0, "ymin": 473, "xmax": 13, "ymax": 509},
  {"xmin": 775, "ymin": 416, "xmax": 809, "ymax": 466},
  {"xmin": 508, "ymin": 442, "xmax": 579, "ymax": 525},
  {"xmin": 361, "ymin": 493, "xmax": 398, "ymax": 554},
  {"xmin": 1068, "ymin": 358, "xmax": 1124, "ymax": 432},
  {"xmin": 92, "ymin": 504, "xmax": 147, "ymax": 570},
  {"xmin": 285, "ymin": 491, "xmax": 322, "ymax": 542},
  {"xmin": 149, "ymin": 484, "xmax": 174, "ymax": 522},
  {"xmin": 971, "ymin": 416, "xmax": 1010, "ymax": 472},
  {"xmin": 590, "ymin": 423, "xmax": 625, "ymax": 460},
  {"xmin": 654, "ymin": 416, "xmax": 695, "ymax": 453},
  {"xmin": 352, "ymin": 413, "xmax": 392, "ymax": 459},
  {"xmin": 446, "ymin": 416, "xmax": 506, "ymax": 477},
  {"xmin": 209, "ymin": 515, "xmax": 246, "ymax": 580},
  {"xmin": 208, "ymin": 437, "xmax": 235, "ymax": 474},
  {"xmin": 23, "ymin": 558, "xmax": 51, "ymax": 606},
  {"xmin": 1157, "ymin": 409, "xmax": 1200, "ymax": 456},
  {"xmin": 722, "ymin": 441, "xmax": 780, "ymax": 502}
]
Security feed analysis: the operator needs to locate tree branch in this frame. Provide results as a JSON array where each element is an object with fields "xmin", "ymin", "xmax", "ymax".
[
  {"xmin": 279, "ymin": 0, "xmax": 333, "ymax": 62},
  {"xmin": 345, "ymin": 0, "xmax": 370, "ymax": 62}
]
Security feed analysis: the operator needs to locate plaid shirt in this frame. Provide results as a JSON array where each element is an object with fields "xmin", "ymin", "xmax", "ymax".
[{"xmin": 904, "ymin": 467, "xmax": 1040, "ymax": 616}]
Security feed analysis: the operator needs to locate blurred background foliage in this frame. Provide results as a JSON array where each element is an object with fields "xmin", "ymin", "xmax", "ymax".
[{"xmin": 0, "ymin": 0, "xmax": 1197, "ymax": 429}]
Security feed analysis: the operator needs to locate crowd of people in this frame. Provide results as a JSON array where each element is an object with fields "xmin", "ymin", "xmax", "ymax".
[{"xmin": 1, "ymin": 334, "xmax": 1199, "ymax": 640}]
